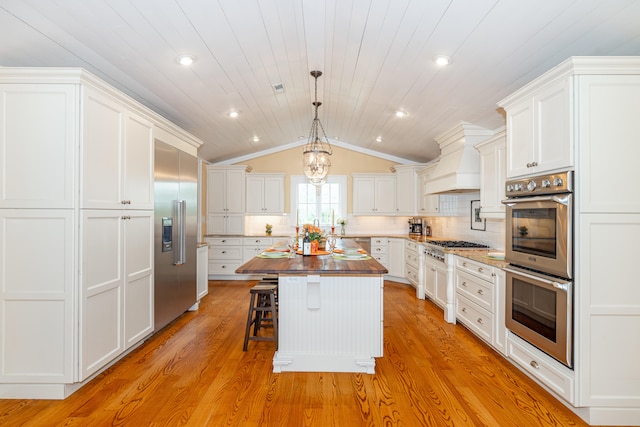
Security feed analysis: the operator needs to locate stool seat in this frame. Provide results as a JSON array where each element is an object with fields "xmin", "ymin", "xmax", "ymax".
[{"xmin": 243, "ymin": 282, "xmax": 278, "ymax": 351}]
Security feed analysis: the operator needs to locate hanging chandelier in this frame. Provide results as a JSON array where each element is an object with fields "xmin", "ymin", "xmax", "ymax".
[{"xmin": 302, "ymin": 70, "xmax": 332, "ymax": 186}]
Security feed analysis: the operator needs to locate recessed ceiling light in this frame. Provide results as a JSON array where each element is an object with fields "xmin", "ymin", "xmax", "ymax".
[
  {"xmin": 433, "ymin": 55, "xmax": 451, "ymax": 66},
  {"xmin": 228, "ymin": 110, "xmax": 239, "ymax": 118},
  {"xmin": 252, "ymin": 136, "xmax": 260, "ymax": 143},
  {"xmin": 376, "ymin": 136, "xmax": 383, "ymax": 143},
  {"xmin": 176, "ymin": 54, "xmax": 195, "ymax": 66},
  {"xmin": 395, "ymin": 110, "xmax": 407, "ymax": 118}
]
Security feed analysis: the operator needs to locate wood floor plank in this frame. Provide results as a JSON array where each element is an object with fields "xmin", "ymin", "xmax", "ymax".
[{"xmin": 0, "ymin": 280, "xmax": 594, "ymax": 427}]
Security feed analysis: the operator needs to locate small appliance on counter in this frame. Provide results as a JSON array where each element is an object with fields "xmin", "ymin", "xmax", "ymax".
[
  {"xmin": 408, "ymin": 217, "xmax": 423, "ymax": 235},
  {"xmin": 422, "ymin": 222, "xmax": 431, "ymax": 236}
]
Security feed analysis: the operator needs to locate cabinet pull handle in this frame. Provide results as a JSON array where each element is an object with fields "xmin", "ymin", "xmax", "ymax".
[
  {"xmin": 462, "ymin": 307, "xmax": 467, "ymax": 313},
  {"xmin": 477, "ymin": 289, "xmax": 483, "ymax": 295},
  {"xmin": 461, "ymin": 281, "xmax": 467, "ymax": 287},
  {"xmin": 477, "ymin": 318, "xmax": 483, "ymax": 324},
  {"xmin": 462, "ymin": 262, "xmax": 467, "ymax": 267},
  {"xmin": 478, "ymin": 267, "xmax": 483, "ymax": 273},
  {"xmin": 530, "ymin": 360, "xmax": 540, "ymax": 369},
  {"xmin": 222, "ymin": 250, "xmax": 226, "ymax": 254},
  {"xmin": 222, "ymin": 239, "xmax": 226, "ymax": 243}
]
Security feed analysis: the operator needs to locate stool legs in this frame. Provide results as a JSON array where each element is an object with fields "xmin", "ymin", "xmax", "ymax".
[{"xmin": 243, "ymin": 284, "xmax": 278, "ymax": 351}]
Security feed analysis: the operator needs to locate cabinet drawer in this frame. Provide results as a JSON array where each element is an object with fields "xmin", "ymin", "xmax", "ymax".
[
  {"xmin": 243, "ymin": 237, "xmax": 274, "ymax": 246},
  {"xmin": 507, "ymin": 334, "xmax": 575, "ymax": 404},
  {"xmin": 406, "ymin": 240, "xmax": 418, "ymax": 252},
  {"xmin": 372, "ymin": 254, "xmax": 388, "ymax": 266},
  {"xmin": 455, "ymin": 257, "xmax": 494, "ymax": 282},
  {"xmin": 243, "ymin": 246, "xmax": 271, "ymax": 261},
  {"xmin": 406, "ymin": 250, "xmax": 419, "ymax": 268},
  {"xmin": 456, "ymin": 270, "xmax": 493, "ymax": 312},
  {"xmin": 209, "ymin": 246, "xmax": 243, "ymax": 259},
  {"xmin": 371, "ymin": 237, "xmax": 387, "ymax": 246},
  {"xmin": 370, "ymin": 245, "xmax": 387, "ymax": 255},
  {"xmin": 208, "ymin": 260, "xmax": 243, "ymax": 274},
  {"xmin": 206, "ymin": 237, "xmax": 243, "ymax": 246},
  {"xmin": 456, "ymin": 294, "xmax": 492, "ymax": 344},
  {"xmin": 406, "ymin": 264, "xmax": 418, "ymax": 285}
]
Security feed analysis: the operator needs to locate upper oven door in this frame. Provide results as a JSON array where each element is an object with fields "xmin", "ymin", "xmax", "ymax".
[{"xmin": 503, "ymin": 194, "xmax": 573, "ymax": 279}]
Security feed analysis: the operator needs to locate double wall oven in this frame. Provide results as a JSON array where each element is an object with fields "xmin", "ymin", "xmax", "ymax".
[{"xmin": 502, "ymin": 171, "xmax": 574, "ymax": 368}]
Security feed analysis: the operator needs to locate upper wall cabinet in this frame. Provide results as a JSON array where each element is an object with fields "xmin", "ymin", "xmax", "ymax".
[
  {"xmin": 475, "ymin": 129, "xmax": 506, "ymax": 219},
  {"xmin": 393, "ymin": 165, "xmax": 421, "ymax": 216},
  {"xmin": 500, "ymin": 77, "xmax": 573, "ymax": 178},
  {"xmin": 206, "ymin": 166, "xmax": 246, "ymax": 214},
  {"xmin": 0, "ymin": 84, "xmax": 79, "ymax": 209},
  {"xmin": 246, "ymin": 173, "xmax": 284, "ymax": 214},
  {"xmin": 81, "ymin": 87, "xmax": 154, "ymax": 210},
  {"xmin": 352, "ymin": 174, "xmax": 396, "ymax": 215}
]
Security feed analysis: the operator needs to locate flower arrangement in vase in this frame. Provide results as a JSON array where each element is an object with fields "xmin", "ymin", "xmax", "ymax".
[
  {"xmin": 337, "ymin": 218, "xmax": 347, "ymax": 235},
  {"xmin": 265, "ymin": 223, "xmax": 273, "ymax": 236},
  {"xmin": 302, "ymin": 223, "xmax": 324, "ymax": 252}
]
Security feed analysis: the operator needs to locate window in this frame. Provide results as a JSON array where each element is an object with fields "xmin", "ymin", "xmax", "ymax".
[{"xmin": 291, "ymin": 175, "xmax": 346, "ymax": 227}]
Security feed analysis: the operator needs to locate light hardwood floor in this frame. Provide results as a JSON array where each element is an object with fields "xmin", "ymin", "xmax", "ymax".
[{"xmin": 0, "ymin": 280, "xmax": 593, "ymax": 426}]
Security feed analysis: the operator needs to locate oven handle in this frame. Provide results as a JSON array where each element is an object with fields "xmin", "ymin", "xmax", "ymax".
[
  {"xmin": 503, "ymin": 266, "xmax": 570, "ymax": 292},
  {"xmin": 501, "ymin": 195, "xmax": 570, "ymax": 206}
]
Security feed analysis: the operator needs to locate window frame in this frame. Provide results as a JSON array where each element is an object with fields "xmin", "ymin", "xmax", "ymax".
[{"xmin": 290, "ymin": 175, "xmax": 347, "ymax": 226}]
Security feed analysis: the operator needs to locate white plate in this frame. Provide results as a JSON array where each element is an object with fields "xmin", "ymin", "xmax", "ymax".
[
  {"xmin": 488, "ymin": 252, "xmax": 505, "ymax": 259},
  {"xmin": 260, "ymin": 251, "xmax": 287, "ymax": 258},
  {"xmin": 343, "ymin": 253, "xmax": 367, "ymax": 259}
]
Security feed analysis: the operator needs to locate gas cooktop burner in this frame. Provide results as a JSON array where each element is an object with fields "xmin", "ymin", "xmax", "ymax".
[{"xmin": 427, "ymin": 240, "xmax": 490, "ymax": 249}]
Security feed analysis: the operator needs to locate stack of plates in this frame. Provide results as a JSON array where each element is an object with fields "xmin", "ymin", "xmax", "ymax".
[
  {"xmin": 260, "ymin": 251, "xmax": 289, "ymax": 258},
  {"xmin": 487, "ymin": 252, "xmax": 505, "ymax": 260}
]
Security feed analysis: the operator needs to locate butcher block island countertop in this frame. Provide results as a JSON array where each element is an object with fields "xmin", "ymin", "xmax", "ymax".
[{"xmin": 236, "ymin": 239, "xmax": 387, "ymax": 374}]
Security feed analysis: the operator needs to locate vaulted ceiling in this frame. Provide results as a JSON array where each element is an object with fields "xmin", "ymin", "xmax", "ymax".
[{"xmin": 1, "ymin": 0, "xmax": 639, "ymax": 164}]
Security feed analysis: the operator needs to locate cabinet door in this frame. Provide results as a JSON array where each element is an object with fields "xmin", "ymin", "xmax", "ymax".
[
  {"xmin": 81, "ymin": 87, "xmax": 125, "ymax": 209},
  {"xmin": 123, "ymin": 112, "xmax": 154, "ymax": 209},
  {"xmin": 395, "ymin": 168, "xmax": 416, "ymax": 215},
  {"xmin": 80, "ymin": 210, "xmax": 124, "ymax": 380},
  {"xmin": 225, "ymin": 169, "xmax": 246, "ymax": 213},
  {"xmin": 506, "ymin": 98, "xmax": 534, "ymax": 178},
  {"xmin": 353, "ymin": 176, "xmax": 375, "ymax": 214},
  {"xmin": 197, "ymin": 246, "xmax": 209, "ymax": 300},
  {"xmin": 375, "ymin": 176, "xmax": 397, "ymax": 214},
  {"xmin": 123, "ymin": 211, "xmax": 154, "ymax": 349},
  {"xmin": 387, "ymin": 238, "xmax": 405, "ymax": 277},
  {"xmin": 262, "ymin": 175, "xmax": 284, "ymax": 213},
  {"xmin": 477, "ymin": 134, "xmax": 506, "ymax": 218},
  {"xmin": 0, "ymin": 209, "xmax": 75, "ymax": 383},
  {"xmin": 245, "ymin": 175, "xmax": 265, "ymax": 213},
  {"xmin": 0, "ymin": 84, "xmax": 78, "ymax": 209},
  {"xmin": 207, "ymin": 169, "xmax": 226, "ymax": 213},
  {"xmin": 534, "ymin": 78, "xmax": 573, "ymax": 173}
]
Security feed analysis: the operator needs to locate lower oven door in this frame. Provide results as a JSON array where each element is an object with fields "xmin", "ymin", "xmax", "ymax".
[{"xmin": 504, "ymin": 266, "xmax": 573, "ymax": 368}]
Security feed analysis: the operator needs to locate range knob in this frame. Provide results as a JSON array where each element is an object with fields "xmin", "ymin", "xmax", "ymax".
[
  {"xmin": 506, "ymin": 184, "xmax": 514, "ymax": 192},
  {"xmin": 554, "ymin": 177, "xmax": 564, "ymax": 187},
  {"xmin": 527, "ymin": 180, "xmax": 537, "ymax": 192},
  {"xmin": 514, "ymin": 183, "xmax": 523, "ymax": 191},
  {"xmin": 541, "ymin": 179, "xmax": 551, "ymax": 188}
]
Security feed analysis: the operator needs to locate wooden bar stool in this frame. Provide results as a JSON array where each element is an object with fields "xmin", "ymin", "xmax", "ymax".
[{"xmin": 243, "ymin": 282, "xmax": 278, "ymax": 351}]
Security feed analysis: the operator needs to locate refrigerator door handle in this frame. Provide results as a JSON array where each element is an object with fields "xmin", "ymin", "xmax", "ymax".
[{"xmin": 174, "ymin": 200, "xmax": 187, "ymax": 265}]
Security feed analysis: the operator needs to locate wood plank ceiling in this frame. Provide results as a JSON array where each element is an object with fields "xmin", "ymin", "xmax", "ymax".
[{"xmin": 1, "ymin": 0, "xmax": 639, "ymax": 163}]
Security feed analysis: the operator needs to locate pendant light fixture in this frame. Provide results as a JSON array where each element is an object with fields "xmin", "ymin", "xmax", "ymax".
[{"xmin": 302, "ymin": 70, "xmax": 332, "ymax": 186}]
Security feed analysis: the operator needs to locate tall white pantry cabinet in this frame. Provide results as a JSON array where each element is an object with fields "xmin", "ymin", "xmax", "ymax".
[
  {"xmin": 0, "ymin": 68, "xmax": 202, "ymax": 399},
  {"xmin": 499, "ymin": 57, "xmax": 640, "ymax": 426}
]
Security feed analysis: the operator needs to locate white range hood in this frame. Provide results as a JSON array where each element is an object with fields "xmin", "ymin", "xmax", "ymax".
[{"xmin": 426, "ymin": 122, "xmax": 493, "ymax": 194}]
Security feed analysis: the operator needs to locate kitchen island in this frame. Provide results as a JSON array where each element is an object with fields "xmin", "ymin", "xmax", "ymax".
[{"xmin": 236, "ymin": 241, "xmax": 388, "ymax": 374}]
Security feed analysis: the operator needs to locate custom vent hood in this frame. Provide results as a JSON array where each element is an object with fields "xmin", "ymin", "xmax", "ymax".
[{"xmin": 426, "ymin": 122, "xmax": 493, "ymax": 194}]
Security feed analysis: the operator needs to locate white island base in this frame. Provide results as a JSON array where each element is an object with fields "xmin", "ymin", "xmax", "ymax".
[{"xmin": 273, "ymin": 274, "xmax": 383, "ymax": 374}]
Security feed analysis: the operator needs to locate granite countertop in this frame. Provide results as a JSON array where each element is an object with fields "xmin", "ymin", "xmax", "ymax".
[{"xmin": 447, "ymin": 249, "xmax": 509, "ymax": 269}]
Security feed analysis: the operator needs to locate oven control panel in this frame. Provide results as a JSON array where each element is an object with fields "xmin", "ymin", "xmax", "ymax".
[{"xmin": 505, "ymin": 171, "xmax": 573, "ymax": 197}]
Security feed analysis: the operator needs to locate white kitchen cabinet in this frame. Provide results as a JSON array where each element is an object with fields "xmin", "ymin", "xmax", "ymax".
[
  {"xmin": 386, "ymin": 238, "xmax": 405, "ymax": 278},
  {"xmin": 0, "ymin": 209, "xmax": 75, "ymax": 383},
  {"xmin": 242, "ymin": 237, "xmax": 274, "ymax": 262},
  {"xmin": 428, "ymin": 259, "xmax": 448, "ymax": 312},
  {"xmin": 197, "ymin": 245, "xmax": 209, "ymax": 301},
  {"xmin": 454, "ymin": 256, "xmax": 507, "ymax": 356},
  {"xmin": 206, "ymin": 166, "xmax": 246, "ymax": 213},
  {"xmin": 80, "ymin": 209, "xmax": 153, "ymax": 379},
  {"xmin": 352, "ymin": 174, "xmax": 396, "ymax": 215},
  {"xmin": 405, "ymin": 240, "xmax": 420, "ymax": 287},
  {"xmin": 207, "ymin": 166, "xmax": 246, "ymax": 235},
  {"xmin": 370, "ymin": 237, "xmax": 388, "ymax": 266},
  {"xmin": 206, "ymin": 237, "xmax": 244, "ymax": 276},
  {"xmin": 246, "ymin": 173, "xmax": 284, "ymax": 214},
  {"xmin": 417, "ymin": 163, "xmax": 440, "ymax": 215},
  {"xmin": 0, "ymin": 68, "xmax": 202, "ymax": 399},
  {"xmin": 81, "ymin": 86, "xmax": 154, "ymax": 210},
  {"xmin": 0, "ymin": 84, "xmax": 78, "ymax": 209},
  {"xmin": 393, "ymin": 165, "xmax": 420, "ymax": 216},
  {"xmin": 475, "ymin": 129, "xmax": 506, "ymax": 219},
  {"xmin": 500, "ymin": 76, "xmax": 573, "ymax": 178}
]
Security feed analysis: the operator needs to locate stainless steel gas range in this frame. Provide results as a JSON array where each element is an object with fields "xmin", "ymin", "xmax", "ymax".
[{"xmin": 423, "ymin": 240, "xmax": 490, "ymax": 323}]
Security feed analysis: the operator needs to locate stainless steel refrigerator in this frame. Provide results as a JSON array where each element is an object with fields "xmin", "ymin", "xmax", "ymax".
[{"xmin": 154, "ymin": 140, "xmax": 198, "ymax": 331}]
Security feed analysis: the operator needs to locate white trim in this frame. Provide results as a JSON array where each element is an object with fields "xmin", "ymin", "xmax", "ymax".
[{"xmin": 211, "ymin": 138, "xmax": 418, "ymax": 165}]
